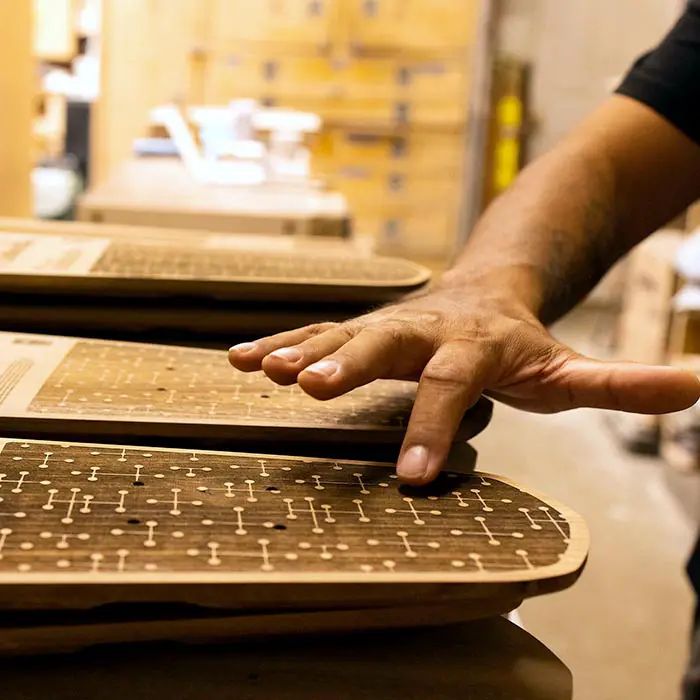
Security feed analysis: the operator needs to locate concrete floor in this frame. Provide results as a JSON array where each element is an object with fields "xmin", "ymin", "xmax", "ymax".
[{"xmin": 471, "ymin": 309, "xmax": 700, "ymax": 700}]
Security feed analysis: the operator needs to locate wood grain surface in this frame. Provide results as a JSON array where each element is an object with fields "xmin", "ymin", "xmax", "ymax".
[
  {"xmin": 0, "ymin": 438, "xmax": 588, "ymax": 611},
  {"xmin": 0, "ymin": 333, "xmax": 493, "ymax": 450}
]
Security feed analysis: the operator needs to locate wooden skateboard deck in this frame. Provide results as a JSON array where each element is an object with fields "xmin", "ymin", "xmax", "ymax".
[
  {"xmin": 0, "ymin": 601, "xmax": 524, "ymax": 656},
  {"xmin": 0, "ymin": 438, "xmax": 588, "ymax": 612},
  {"xmin": 0, "ymin": 229, "xmax": 429, "ymax": 303},
  {"xmin": 0, "ymin": 295, "xmax": 373, "ymax": 342},
  {"xmin": 0, "ymin": 332, "xmax": 493, "ymax": 452},
  {"xmin": 0, "ymin": 617, "xmax": 573, "ymax": 699}
]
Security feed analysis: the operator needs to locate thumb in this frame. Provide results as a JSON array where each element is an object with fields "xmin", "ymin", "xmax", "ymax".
[{"xmin": 542, "ymin": 355, "xmax": 700, "ymax": 414}]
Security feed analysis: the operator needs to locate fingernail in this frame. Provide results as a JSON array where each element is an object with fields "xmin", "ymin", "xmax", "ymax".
[
  {"xmin": 304, "ymin": 360, "xmax": 340, "ymax": 378},
  {"xmin": 270, "ymin": 347, "xmax": 303, "ymax": 363},
  {"xmin": 230, "ymin": 342, "xmax": 257, "ymax": 354},
  {"xmin": 398, "ymin": 445, "xmax": 429, "ymax": 480}
]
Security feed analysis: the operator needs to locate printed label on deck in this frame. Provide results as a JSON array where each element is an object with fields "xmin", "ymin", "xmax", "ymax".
[{"xmin": 0, "ymin": 234, "xmax": 110, "ymax": 275}]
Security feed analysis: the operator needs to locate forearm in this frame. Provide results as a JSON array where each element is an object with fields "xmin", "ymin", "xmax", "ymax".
[
  {"xmin": 455, "ymin": 140, "xmax": 620, "ymax": 324},
  {"xmin": 443, "ymin": 96, "xmax": 700, "ymax": 325}
]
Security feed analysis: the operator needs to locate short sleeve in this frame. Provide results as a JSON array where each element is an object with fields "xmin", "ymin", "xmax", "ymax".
[{"xmin": 616, "ymin": 1, "xmax": 700, "ymax": 144}]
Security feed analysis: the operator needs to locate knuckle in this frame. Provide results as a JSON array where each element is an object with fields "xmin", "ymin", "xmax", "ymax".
[
  {"xmin": 362, "ymin": 319, "xmax": 410, "ymax": 345},
  {"xmin": 373, "ymin": 315, "xmax": 441, "ymax": 354},
  {"xmin": 307, "ymin": 321, "xmax": 341, "ymax": 335},
  {"xmin": 299, "ymin": 323, "xmax": 355, "ymax": 351},
  {"xmin": 328, "ymin": 323, "xmax": 357, "ymax": 345},
  {"xmin": 421, "ymin": 363, "xmax": 470, "ymax": 391}
]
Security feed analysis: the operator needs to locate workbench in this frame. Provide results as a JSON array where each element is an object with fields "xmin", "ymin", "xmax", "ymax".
[{"xmin": 77, "ymin": 158, "xmax": 350, "ymax": 238}]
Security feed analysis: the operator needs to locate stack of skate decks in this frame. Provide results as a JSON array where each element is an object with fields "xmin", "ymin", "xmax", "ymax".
[
  {"xmin": 1, "ymin": 617, "xmax": 576, "ymax": 700},
  {"xmin": 0, "ymin": 330, "xmax": 589, "ymax": 658},
  {"xmin": 0, "ymin": 441, "xmax": 588, "ymax": 660},
  {"xmin": 0, "ymin": 219, "xmax": 430, "ymax": 348}
]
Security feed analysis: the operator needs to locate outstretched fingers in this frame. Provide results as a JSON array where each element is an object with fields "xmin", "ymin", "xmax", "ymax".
[
  {"xmin": 228, "ymin": 323, "xmax": 339, "ymax": 373},
  {"xmin": 260, "ymin": 324, "xmax": 357, "ymax": 386},
  {"xmin": 297, "ymin": 324, "xmax": 433, "ymax": 399}
]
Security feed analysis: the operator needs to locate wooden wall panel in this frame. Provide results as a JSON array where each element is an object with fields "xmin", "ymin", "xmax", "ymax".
[
  {"xmin": 92, "ymin": 0, "xmax": 151, "ymax": 186},
  {"xmin": 93, "ymin": 0, "xmax": 207, "ymax": 185},
  {"xmin": 33, "ymin": 0, "xmax": 78, "ymax": 62},
  {"xmin": 0, "ymin": 0, "xmax": 33, "ymax": 217}
]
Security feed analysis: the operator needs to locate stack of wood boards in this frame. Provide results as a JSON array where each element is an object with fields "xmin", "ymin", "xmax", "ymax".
[
  {"xmin": 97, "ymin": 0, "xmax": 484, "ymax": 262},
  {"xmin": 0, "ymin": 220, "xmax": 430, "ymax": 346},
  {"xmin": 0, "ymin": 229, "xmax": 588, "ymax": 680},
  {"xmin": 1, "ymin": 617, "xmax": 574, "ymax": 698},
  {"xmin": 0, "ymin": 436, "xmax": 587, "ymax": 660}
]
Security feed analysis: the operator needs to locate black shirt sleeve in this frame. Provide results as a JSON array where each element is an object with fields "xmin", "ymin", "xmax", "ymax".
[{"xmin": 616, "ymin": 1, "xmax": 700, "ymax": 144}]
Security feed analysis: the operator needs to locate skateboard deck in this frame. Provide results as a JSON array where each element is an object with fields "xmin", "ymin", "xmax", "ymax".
[
  {"xmin": 0, "ymin": 617, "xmax": 573, "ymax": 699},
  {"xmin": 0, "ymin": 295, "xmax": 373, "ymax": 342},
  {"xmin": 0, "ymin": 438, "xmax": 588, "ymax": 612},
  {"xmin": 0, "ymin": 230, "xmax": 429, "ymax": 304},
  {"xmin": 0, "ymin": 332, "xmax": 493, "ymax": 453},
  {"xmin": 0, "ymin": 600, "xmax": 524, "ymax": 656}
]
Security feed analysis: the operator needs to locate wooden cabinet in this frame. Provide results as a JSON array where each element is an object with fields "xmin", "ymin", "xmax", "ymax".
[
  {"xmin": 199, "ymin": 53, "xmax": 470, "ymax": 129},
  {"xmin": 204, "ymin": 0, "xmax": 480, "ymax": 55},
  {"xmin": 96, "ymin": 0, "xmax": 485, "ymax": 261}
]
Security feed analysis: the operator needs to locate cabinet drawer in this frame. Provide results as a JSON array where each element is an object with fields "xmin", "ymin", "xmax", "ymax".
[
  {"xmin": 343, "ymin": 58, "xmax": 469, "ymax": 103},
  {"xmin": 202, "ymin": 53, "xmax": 339, "ymax": 105},
  {"xmin": 199, "ymin": 54, "xmax": 469, "ymax": 128},
  {"xmin": 313, "ymin": 129, "xmax": 466, "ymax": 176}
]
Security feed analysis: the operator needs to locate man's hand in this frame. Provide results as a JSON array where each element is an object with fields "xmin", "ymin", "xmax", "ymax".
[
  {"xmin": 231, "ymin": 96, "xmax": 700, "ymax": 487},
  {"xmin": 229, "ymin": 281, "xmax": 700, "ymax": 485}
]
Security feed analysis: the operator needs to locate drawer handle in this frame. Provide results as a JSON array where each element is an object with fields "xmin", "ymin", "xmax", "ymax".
[
  {"xmin": 394, "ymin": 103, "xmax": 409, "ymax": 125},
  {"xmin": 391, "ymin": 138, "xmax": 407, "ymax": 158},
  {"xmin": 363, "ymin": 0, "xmax": 378, "ymax": 17},
  {"xmin": 263, "ymin": 61, "xmax": 279, "ymax": 81},
  {"xmin": 308, "ymin": 0, "xmax": 324, "ymax": 16}
]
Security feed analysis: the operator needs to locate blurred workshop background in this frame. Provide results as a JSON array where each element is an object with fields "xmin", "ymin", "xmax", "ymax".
[{"xmin": 1, "ymin": 1, "xmax": 700, "ymax": 699}]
